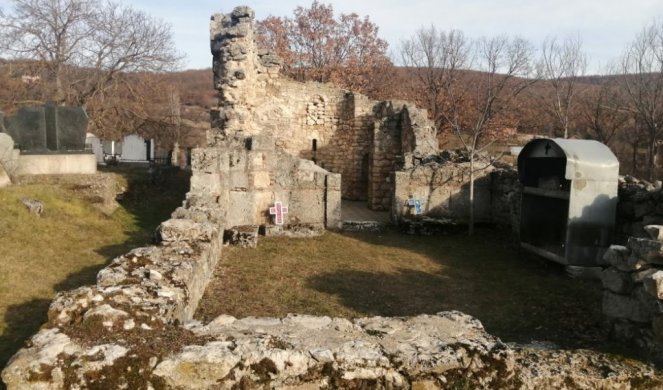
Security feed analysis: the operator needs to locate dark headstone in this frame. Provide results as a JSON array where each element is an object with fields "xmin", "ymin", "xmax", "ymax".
[
  {"xmin": 5, "ymin": 107, "xmax": 47, "ymax": 151},
  {"xmin": 2, "ymin": 104, "xmax": 88, "ymax": 152},
  {"xmin": 54, "ymin": 106, "xmax": 88, "ymax": 151},
  {"xmin": 45, "ymin": 103, "xmax": 57, "ymax": 150}
]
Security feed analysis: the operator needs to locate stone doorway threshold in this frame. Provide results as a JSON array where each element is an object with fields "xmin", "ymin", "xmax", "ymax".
[{"xmin": 341, "ymin": 200, "xmax": 390, "ymax": 231}]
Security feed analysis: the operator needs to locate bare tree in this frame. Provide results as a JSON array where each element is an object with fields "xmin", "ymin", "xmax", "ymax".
[
  {"xmin": 400, "ymin": 26, "xmax": 471, "ymax": 129},
  {"xmin": 0, "ymin": 0, "xmax": 180, "ymax": 106},
  {"xmin": 401, "ymin": 29, "xmax": 537, "ymax": 234},
  {"xmin": 577, "ymin": 73, "xmax": 630, "ymax": 146},
  {"xmin": 539, "ymin": 35, "xmax": 587, "ymax": 138},
  {"xmin": 256, "ymin": 1, "xmax": 391, "ymax": 96},
  {"xmin": 620, "ymin": 20, "xmax": 663, "ymax": 181},
  {"xmin": 447, "ymin": 36, "xmax": 538, "ymax": 235}
]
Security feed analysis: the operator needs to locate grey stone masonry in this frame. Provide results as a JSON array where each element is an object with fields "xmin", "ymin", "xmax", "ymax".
[
  {"xmin": 209, "ymin": 6, "xmax": 438, "ymax": 208},
  {"xmin": 601, "ymin": 234, "xmax": 663, "ymax": 359}
]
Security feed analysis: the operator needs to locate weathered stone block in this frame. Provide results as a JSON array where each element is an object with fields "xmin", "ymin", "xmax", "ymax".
[
  {"xmin": 653, "ymin": 315, "xmax": 663, "ymax": 343},
  {"xmin": 601, "ymin": 268, "xmax": 633, "ymax": 294},
  {"xmin": 645, "ymin": 225, "xmax": 663, "ymax": 241},
  {"xmin": 228, "ymin": 170, "xmax": 248, "ymax": 190},
  {"xmin": 643, "ymin": 271, "xmax": 663, "ymax": 299},
  {"xmin": 190, "ymin": 173, "xmax": 222, "ymax": 194},
  {"xmin": 249, "ymin": 153, "xmax": 264, "ymax": 169},
  {"xmin": 223, "ymin": 225, "xmax": 259, "ymax": 248},
  {"xmin": 249, "ymin": 133, "xmax": 275, "ymax": 151},
  {"xmin": 603, "ymin": 291, "xmax": 652, "ymax": 323},
  {"xmin": 634, "ymin": 201, "xmax": 655, "ymax": 218},
  {"xmin": 632, "ymin": 268, "xmax": 659, "ymax": 283},
  {"xmin": 192, "ymin": 148, "xmax": 221, "ymax": 173},
  {"xmin": 252, "ymin": 171, "xmax": 271, "ymax": 189},
  {"xmin": 629, "ymin": 237, "xmax": 663, "ymax": 265},
  {"xmin": 158, "ymin": 219, "xmax": 216, "ymax": 243}
]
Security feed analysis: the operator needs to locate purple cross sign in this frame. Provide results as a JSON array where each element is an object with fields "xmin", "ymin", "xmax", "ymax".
[{"xmin": 269, "ymin": 201, "xmax": 289, "ymax": 225}]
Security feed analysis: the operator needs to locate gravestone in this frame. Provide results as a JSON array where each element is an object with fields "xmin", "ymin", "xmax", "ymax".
[
  {"xmin": 4, "ymin": 106, "xmax": 47, "ymax": 151},
  {"xmin": 2, "ymin": 104, "xmax": 88, "ymax": 152},
  {"xmin": 52, "ymin": 105, "xmax": 88, "ymax": 151}
]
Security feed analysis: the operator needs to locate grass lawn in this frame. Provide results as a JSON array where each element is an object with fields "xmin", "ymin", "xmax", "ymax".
[
  {"xmin": 0, "ymin": 165, "xmax": 188, "ymax": 373},
  {"xmin": 196, "ymin": 230, "xmax": 612, "ymax": 352}
]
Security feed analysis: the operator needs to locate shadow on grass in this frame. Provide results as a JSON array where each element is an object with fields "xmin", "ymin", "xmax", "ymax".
[
  {"xmin": 0, "ymin": 299, "xmax": 51, "ymax": 377},
  {"xmin": 306, "ymin": 229, "xmax": 632, "ymax": 357},
  {"xmin": 0, "ymin": 165, "xmax": 189, "ymax": 383}
]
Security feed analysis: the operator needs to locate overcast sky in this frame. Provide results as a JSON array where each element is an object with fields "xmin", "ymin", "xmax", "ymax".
[{"xmin": 129, "ymin": 1, "xmax": 661, "ymax": 73}]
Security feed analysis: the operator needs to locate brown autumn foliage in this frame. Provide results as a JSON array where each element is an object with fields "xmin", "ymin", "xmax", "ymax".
[
  {"xmin": 0, "ymin": 1, "xmax": 660, "ymax": 179},
  {"xmin": 256, "ymin": 1, "xmax": 396, "ymax": 99}
]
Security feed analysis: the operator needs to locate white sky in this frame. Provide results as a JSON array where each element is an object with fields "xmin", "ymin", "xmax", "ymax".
[{"xmin": 12, "ymin": 0, "xmax": 663, "ymax": 73}]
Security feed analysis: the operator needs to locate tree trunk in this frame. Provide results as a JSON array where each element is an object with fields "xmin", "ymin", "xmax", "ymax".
[
  {"xmin": 55, "ymin": 62, "xmax": 64, "ymax": 104},
  {"xmin": 469, "ymin": 155, "xmax": 475, "ymax": 236},
  {"xmin": 648, "ymin": 133, "xmax": 657, "ymax": 181},
  {"xmin": 632, "ymin": 142, "xmax": 638, "ymax": 176}
]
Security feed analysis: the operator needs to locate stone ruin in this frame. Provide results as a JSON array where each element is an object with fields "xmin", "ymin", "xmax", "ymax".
[
  {"xmin": 207, "ymin": 6, "xmax": 437, "ymax": 218},
  {"xmin": 3, "ymin": 5, "xmax": 663, "ymax": 389}
]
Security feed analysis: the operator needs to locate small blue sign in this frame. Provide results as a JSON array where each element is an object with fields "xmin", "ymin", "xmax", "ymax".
[{"xmin": 407, "ymin": 198, "xmax": 423, "ymax": 215}]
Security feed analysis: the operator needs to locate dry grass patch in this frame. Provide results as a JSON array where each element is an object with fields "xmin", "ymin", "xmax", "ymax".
[
  {"xmin": 0, "ymin": 167, "xmax": 188, "ymax": 373},
  {"xmin": 197, "ymin": 230, "xmax": 611, "ymax": 351}
]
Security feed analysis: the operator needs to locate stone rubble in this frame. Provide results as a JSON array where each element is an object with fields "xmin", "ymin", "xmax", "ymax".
[{"xmin": 20, "ymin": 197, "xmax": 43, "ymax": 216}]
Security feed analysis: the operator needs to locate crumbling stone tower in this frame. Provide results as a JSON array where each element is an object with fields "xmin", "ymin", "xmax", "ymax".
[{"xmin": 207, "ymin": 6, "xmax": 439, "ymax": 213}]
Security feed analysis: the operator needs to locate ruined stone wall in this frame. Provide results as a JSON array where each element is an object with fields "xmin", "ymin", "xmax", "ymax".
[
  {"xmin": 392, "ymin": 162, "xmax": 494, "ymax": 223},
  {"xmin": 615, "ymin": 176, "xmax": 663, "ymax": 243},
  {"xmin": 602, "ymin": 234, "xmax": 663, "ymax": 361},
  {"xmin": 490, "ymin": 168, "xmax": 522, "ymax": 234},
  {"xmin": 210, "ymin": 7, "xmax": 437, "ymax": 208},
  {"xmin": 185, "ymin": 134, "xmax": 341, "ymax": 232}
]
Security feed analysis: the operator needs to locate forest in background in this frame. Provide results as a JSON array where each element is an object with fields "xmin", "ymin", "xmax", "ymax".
[{"xmin": 0, "ymin": 0, "xmax": 661, "ymax": 179}]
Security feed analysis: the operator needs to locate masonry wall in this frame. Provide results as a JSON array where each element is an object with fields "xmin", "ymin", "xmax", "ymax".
[
  {"xmin": 186, "ymin": 134, "xmax": 341, "ymax": 232},
  {"xmin": 392, "ymin": 163, "xmax": 494, "ymax": 223},
  {"xmin": 210, "ymin": 7, "xmax": 437, "ymax": 209}
]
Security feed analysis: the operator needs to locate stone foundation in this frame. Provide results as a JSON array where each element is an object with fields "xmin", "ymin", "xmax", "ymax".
[{"xmin": 14, "ymin": 153, "xmax": 97, "ymax": 175}]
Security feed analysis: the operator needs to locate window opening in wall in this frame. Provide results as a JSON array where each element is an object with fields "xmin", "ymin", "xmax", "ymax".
[{"xmin": 312, "ymin": 139, "xmax": 318, "ymax": 152}]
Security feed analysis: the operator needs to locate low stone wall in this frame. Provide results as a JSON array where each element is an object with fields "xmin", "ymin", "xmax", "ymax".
[
  {"xmin": 602, "ymin": 229, "xmax": 663, "ymax": 360},
  {"xmin": 15, "ymin": 153, "xmax": 97, "ymax": 175},
  {"xmin": 392, "ymin": 163, "xmax": 493, "ymax": 223},
  {"xmin": 1, "ymin": 218, "xmax": 223, "ymax": 389},
  {"xmin": 616, "ymin": 176, "xmax": 663, "ymax": 243},
  {"xmin": 391, "ymin": 162, "xmax": 523, "ymax": 229},
  {"xmin": 490, "ymin": 169, "xmax": 522, "ymax": 234}
]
